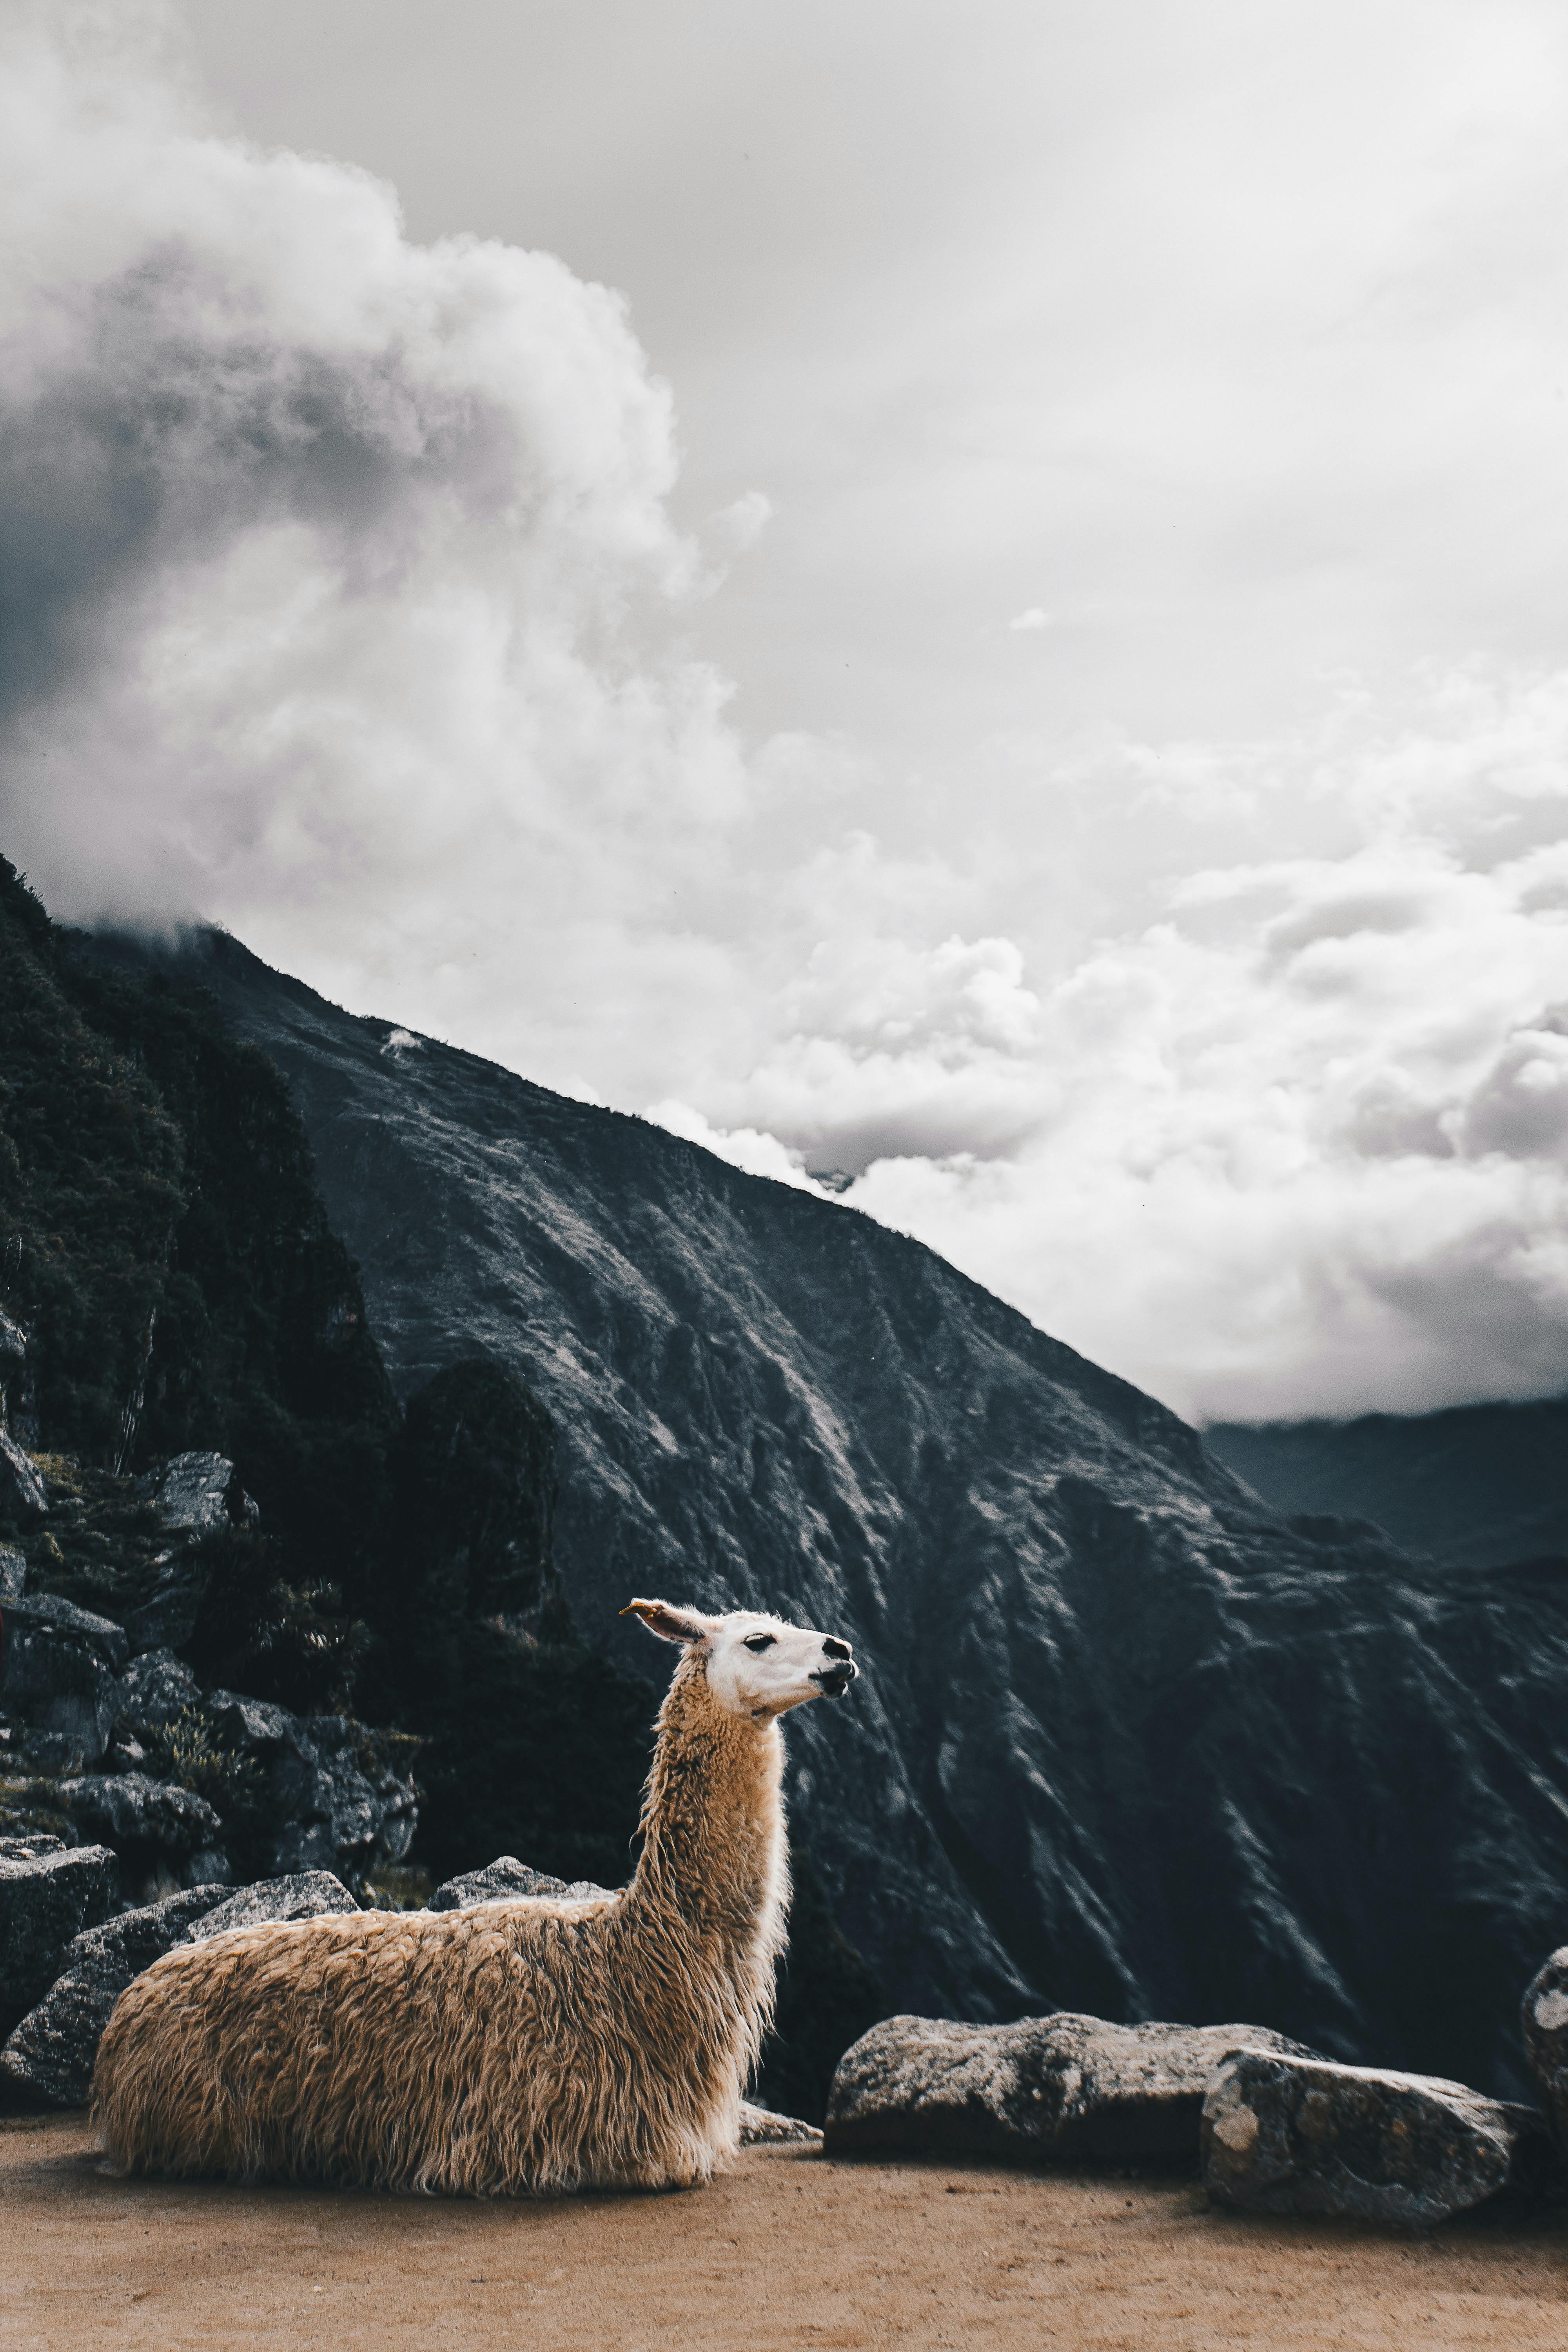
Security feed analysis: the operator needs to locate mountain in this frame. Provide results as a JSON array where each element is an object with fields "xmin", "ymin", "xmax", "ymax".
[
  {"xmin": 97, "ymin": 924, "xmax": 1568, "ymax": 2106},
  {"xmin": 1204, "ymin": 1401, "xmax": 1566, "ymax": 1572}
]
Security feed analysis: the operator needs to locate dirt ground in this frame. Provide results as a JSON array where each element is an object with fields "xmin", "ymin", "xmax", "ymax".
[{"xmin": 2, "ymin": 2111, "xmax": 1566, "ymax": 2351}]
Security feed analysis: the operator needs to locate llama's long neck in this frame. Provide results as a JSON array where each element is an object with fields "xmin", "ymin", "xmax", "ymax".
[{"xmin": 621, "ymin": 1653, "xmax": 789, "ymax": 2065}]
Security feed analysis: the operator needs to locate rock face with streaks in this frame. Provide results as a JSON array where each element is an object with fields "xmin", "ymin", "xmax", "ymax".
[
  {"xmin": 0, "ymin": 1838, "xmax": 118, "ymax": 2037},
  {"xmin": 1201, "ymin": 2048, "xmax": 1549, "ymax": 2226},
  {"xmin": 824, "ymin": 2012, "xmax": 1315, "ymax": 2162},
  {"xmin": 96, "ymin": 926, "xmax": 1568, "ymax": 2102}
]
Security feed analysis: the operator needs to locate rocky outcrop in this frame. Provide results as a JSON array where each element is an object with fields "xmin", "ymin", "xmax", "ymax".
[
  {"xmin": 168, "ymin": 925, "xmax": 1568, "ymax": 2100},
  {"xmin": 429, "ymin": 1855, "xmax": 616, "ymax": 1910},
  {"xmin": 206, "ymin": 1698, "xmax": 416, "ymax": 1884},
  {"xmin": 0, "ymin": 1595, "xmax": 127, "ymax": 1762},
  {"xmin": 0, "ymin": 1545, "xmax": 24, "ymax": 1602},
  {"xmin": 1201, "ymin": 2048, "xmax": 1550, "ymax": 2226},
  {"xmin": 1520, "ymin": 1949, "xmax": 1568, "ymax": 2149},
  {"xmin": 0, "ymin": 1836, "xmax": 118, "ymax": 2036},
  {"xmin": 824, "ymin": 2012, "xmax": 1316, "ymax": 2163},
  {"xmin": 183, "ymin": 1869, "xmax": 358, "ymax": 1941},
  {"xmin": 0, "ymin": 1884, "xmax": 228, "ymax": 2105},
  {"xmin": 0, "ymin": 1428, "xmax": 46, "ymax": 1523}
]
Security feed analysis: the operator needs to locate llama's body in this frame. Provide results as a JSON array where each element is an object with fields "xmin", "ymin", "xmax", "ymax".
[{"xmin": 92, "ymin": 1602, "xmax": 855, "ymax": 2194}]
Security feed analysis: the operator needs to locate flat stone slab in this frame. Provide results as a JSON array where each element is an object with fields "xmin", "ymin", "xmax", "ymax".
[
  {"xmin": 824, "ymin": 2012, "xmax": 1316, "ymax": 2163},
  {"xmin": 1521, "ymin": 1947, "xmax": 1568, "ymax": 2151},
  {"xmin": 0, "ymin": 1843, "xmax": 118, "ymax": 2038},
  {"xmin": 430, "ymin": 1855, "xmax": 618, "ymax": 1910},
  {"xmin": 0, "ymin": 1885, "xmax": 229, "ymax": 2106},
  {"xmin": 184, "ymin": 1870, "xmax": 359, "ymax": 1942},
  {"xmin": 1202, "ymin": 2047, "xmax": 1548, "ymax": 2227}
]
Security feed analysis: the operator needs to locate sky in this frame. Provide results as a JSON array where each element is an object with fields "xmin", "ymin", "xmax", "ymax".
[{"xmin": 1, "ymin": 0, "xmax": 1566, "ymax": 1422}]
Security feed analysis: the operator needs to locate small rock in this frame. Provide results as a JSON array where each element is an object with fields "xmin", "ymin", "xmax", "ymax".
[
  {"xmin": 429, "ymin": 1855, "xmax": 617, "ymax": 1910},
  {"xmin": 0, "ymin": 1842, "xmax": 118, "ymax": 2037},
  {"xmin": 60, "ymin": 1773, "xmax": 222, "ymax": 1863},
  {"xmin": 738, "ymin": 2100, "xmax": 822, "ymax": 2146},
  {"xmin": 0, "ymin": 1429, "xmax": 46, "ymax": 1523},
  {"xmin": 184, "ymin": 1869, "xmax": 359, "ymax": 1942},
  {"xmin": 0, "ymin": 1884, "xmax": 230, "ymax": 2106},
  {"xmin": 0, "ymin": 1307, "xmax": 25, "ymax": 1370},
  {"xmin": 18, "ymin": 1729, "xmax": 85, "ymax": 1778},
  {"xmin": 1201, "ymin": 2048, "xmax": 1547, "ymax": 2226},
  {"xmin": 3, "ymin": 1592, "xmax": 127, "ymax": 1669},
  {"xmin": 1521, "ymin": 1948, "xmax": 1568, "ymax": 2149},
  {"xmin": 824, "ymin": 2012, "xmax": 1317, "ymax": 2163},
  {"xmin": 0, "ymin": 1546, "xmax": 25, "ymax": 1602},
  {"xmin": 109, "ymin": 1649, "xmax": 200, "ymax": 1742}
]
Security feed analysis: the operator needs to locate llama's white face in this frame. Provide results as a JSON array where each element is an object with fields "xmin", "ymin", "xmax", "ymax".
[{"xmin": 623, "ymin": 1599, "xmax": 859, "ymax": 1722}]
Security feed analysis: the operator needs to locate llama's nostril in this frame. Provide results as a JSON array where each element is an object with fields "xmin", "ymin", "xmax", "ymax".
[{"xmin": 822, "ymin": 1636, "xmax": 853, "ymax": 1661}]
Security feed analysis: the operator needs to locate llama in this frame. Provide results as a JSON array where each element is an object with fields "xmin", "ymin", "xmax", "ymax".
[{"xmin": 91, "ymin": 1598, "xmax": 858, "ymax": 2194}]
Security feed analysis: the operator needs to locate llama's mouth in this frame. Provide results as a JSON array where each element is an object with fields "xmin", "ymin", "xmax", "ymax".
[{"xmin": 809, "ymin": 1662, "xmax": 858, "ymax": 1699}]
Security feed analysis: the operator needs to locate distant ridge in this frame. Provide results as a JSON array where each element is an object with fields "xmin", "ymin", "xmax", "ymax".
[{"xmin": 1205, "ymin": 1397, "xmax": 1566, "ymax": 1570}]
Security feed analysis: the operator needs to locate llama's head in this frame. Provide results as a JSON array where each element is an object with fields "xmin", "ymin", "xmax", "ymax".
[{"xmin": 622, "ymin": 1598, "xmax": 859, "ymax": 1721}]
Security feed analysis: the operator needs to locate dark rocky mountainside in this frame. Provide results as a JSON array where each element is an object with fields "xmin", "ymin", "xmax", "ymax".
[
  {"xmin": 130, "ymin": 926, "xmax": 1568, "ymax": 2105},
  {"xmin": 1205, "ymin": 1398, "xmax": 1566, "ymax": 1572}
]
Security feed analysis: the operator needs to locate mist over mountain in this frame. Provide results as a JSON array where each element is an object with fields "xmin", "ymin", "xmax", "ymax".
[{"xmin": 85, "ymin": 921, "xmax": 1568, "ymax": 2105}]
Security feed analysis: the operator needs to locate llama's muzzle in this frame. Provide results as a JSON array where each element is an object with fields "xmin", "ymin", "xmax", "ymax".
[{"xmin": 810, "ymin": 1652, "xmax": 858, "ymax": 1699}]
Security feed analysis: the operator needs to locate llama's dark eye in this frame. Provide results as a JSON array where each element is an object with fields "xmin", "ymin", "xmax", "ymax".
[{"xmin": 743, "ymin": 1633, "xmax": 777, "ymax": 1653}]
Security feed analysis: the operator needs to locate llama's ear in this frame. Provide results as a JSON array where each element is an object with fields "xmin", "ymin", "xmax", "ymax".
[{"xmin": 621, "ymin": 1597, "xmax": 712, "ymax": 1646}]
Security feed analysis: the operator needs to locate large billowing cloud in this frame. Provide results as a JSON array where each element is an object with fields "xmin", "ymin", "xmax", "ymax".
[{"xmin": 1, "ymin": 5, "xmax": 1564, "ymax": 1425}]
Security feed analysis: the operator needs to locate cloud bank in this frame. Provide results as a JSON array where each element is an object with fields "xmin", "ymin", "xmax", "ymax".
[{"xmin": 1, "ymin": 6, "xmax": 1564, "ymax": 1425}]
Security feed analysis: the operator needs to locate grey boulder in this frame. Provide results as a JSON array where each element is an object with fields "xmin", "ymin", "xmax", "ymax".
[
  {"xmin": 824, "ymin": 2012, "xmax": 1316, "ymax": 2163},
  {"xmin": 148, "ymin": 1451, "xmax": 257, "ymax": 1537},
  {"xmin": 184, "ymin": 1869, "xmax": 359, "ymax": 1942},
  {"xmin": 430, "ymin": 1855, "xmax": 617, "ymax": 1910},
  {"xmin": 266, "ymin": 1717, "xmax": 417, "ymax": 1884},
  {"xmin": 1, "ymin": 1594, "xmax": 127, "ymax": 1760},
  {"xmin": 0, "ymin": 1545, "xmax": 25, "ymax": 1602},
  {"xmin": 1521, "ymin": 1948, "xmax": 1568, "ymax": 2149},
  {"xmin": 0, "ymin": 1428, "xmax": 46, "ymax": 1522},
  {"xmin": 0, "ymin": 1884, "xmax": 229, "ymax": 2106},
  {"xmin": 110, "ymin": 1649, "xmax": 200, "ymax": 1742},
  {"xmin": 60, "ymin": 1772, "xmax": 222, "ymax": 1864},
  {"xmin": 0, "ymin": 1838, "xmax": 118, "ymax": 2036},
  {"xmin": 1202, "ymin": 2047, "xmax": 1548, "ymax": 2227}
]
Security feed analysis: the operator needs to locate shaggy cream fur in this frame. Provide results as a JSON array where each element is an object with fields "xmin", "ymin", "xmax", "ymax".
[{"xmin": 91, "ymin": 1600, "xmax": 857, "ymax": 2194}]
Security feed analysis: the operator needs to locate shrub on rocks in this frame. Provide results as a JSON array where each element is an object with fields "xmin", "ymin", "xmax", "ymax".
[
  {"xmin": 0, "ymin": 1836, "xmax": 118, "ymax": 2037},
  {"xmin": 1201, "ymin": 2047, "xmax": 1551, "ymax": 2226},
  {"xmin": 824, "ymin": 2012, "xmax": 1316, "ymax": 2163}
]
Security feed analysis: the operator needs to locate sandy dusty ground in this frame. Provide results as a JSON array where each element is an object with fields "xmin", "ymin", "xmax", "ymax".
[{"xmin": 2, "ymin": 2111, "xmax": 1566, "ymax": 2350}]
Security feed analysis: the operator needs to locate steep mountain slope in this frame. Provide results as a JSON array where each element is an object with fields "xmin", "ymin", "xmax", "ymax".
[
  {"xmin": 128, "ymin": 927, "xmax": 1568, "ymax": 2102},
  {"xmin": 1205, "ymin": 1401, "xmax": 1566, "ymax": 1571}
]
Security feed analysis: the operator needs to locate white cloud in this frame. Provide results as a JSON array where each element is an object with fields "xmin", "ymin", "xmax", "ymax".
[{"xmin": 1008, "ymin": 607, "xmax": 1052, "ymax": 632}]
